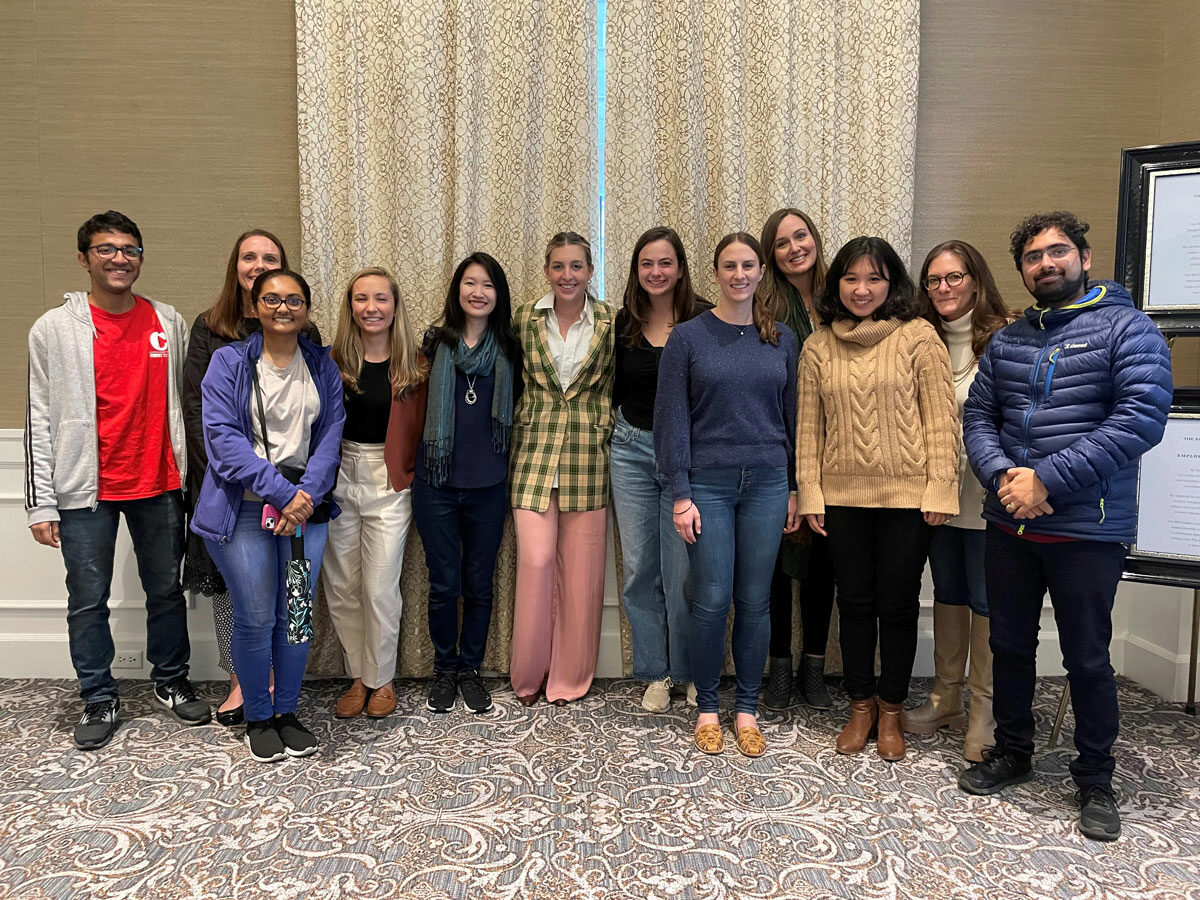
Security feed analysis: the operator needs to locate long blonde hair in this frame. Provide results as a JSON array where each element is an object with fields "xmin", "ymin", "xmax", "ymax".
[{"xmin": 331, "ymin": 266, "xmax": 427, "ymax": 398}]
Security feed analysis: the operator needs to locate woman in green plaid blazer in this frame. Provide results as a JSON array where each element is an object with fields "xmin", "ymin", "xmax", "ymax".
[{"xmin": 509, "ymin": 232, "xmax": 615, "ymax": 706}]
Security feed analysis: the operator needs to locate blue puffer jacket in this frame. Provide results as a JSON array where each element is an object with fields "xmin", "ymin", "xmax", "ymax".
[
  {"xmin": 963, "ymin": 280, "xmax": 1171, "ymax": 542},
  {"xmin": 190, "ymin": 331, "xmax": 345, "ymax": 543}
]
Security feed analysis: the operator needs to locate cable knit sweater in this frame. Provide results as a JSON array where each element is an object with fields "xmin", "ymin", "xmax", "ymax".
[{"xmin": 796, "ymin": 316, "xmax": 960, "ymax": 515}]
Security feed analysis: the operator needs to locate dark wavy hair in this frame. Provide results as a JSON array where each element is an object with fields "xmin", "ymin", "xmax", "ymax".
[
  {"xmin": 712, "ymin": 232, "xmax": 778, "ymax": 345},
  {"xmin": 619, "ymin": 226, "xmax": 703, "ymax": 349},
  {"xmin": 920, "ymin": 240, "xmax": 1013, "ymax": 358},
  {"xmin": 77, "ymin": 210, "xmax": 141, "ymax": 254},
  {"xmin": 1009, "ymin": 211, "xmax": 1091, "ymax": 270},
  {"xmin": 815, "ymin": 236, "xmax": 922, "ymax": 325},
  {"xmin": 430, "ymin": 252, "xmax": 521, "ymax": 363}
]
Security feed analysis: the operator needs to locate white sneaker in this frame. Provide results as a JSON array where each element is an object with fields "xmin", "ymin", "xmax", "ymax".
[
  {"xmin": 686, "ymin": 682, "xmax": 698, "ymax": 707},
  {"xmin": 641, "ymin": 677, "xmax": 673, "ymax": 712}
]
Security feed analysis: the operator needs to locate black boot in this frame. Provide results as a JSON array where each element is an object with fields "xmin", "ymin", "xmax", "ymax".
[
  {"xmin": 797, "ymin": 653, "xmax": 831, "ymax": 709},
  {"xmin": 762, "ymin": 656, "xmax": 793, "ymax": 710}
]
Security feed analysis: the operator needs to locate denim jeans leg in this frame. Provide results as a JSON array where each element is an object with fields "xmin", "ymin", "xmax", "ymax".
[
  {"xmin": 610, "ymin": 415, "xmax": 670, "ymax": 681},
  {"xmin": 657, "ymin": 467, "xmax": 692, "ymax": 683},
  {"xmin": 929, "ymin": 526, "xmax": 970, "ymax": 607},
  {"xmin": 730, "ymin": 467, "xmax": 788, "ymax": 713},
  {"xmin": 686, "ymin": 469, "xmax": 738, "ymax": 713},
  {"xmin": 962, "ymin": 528, "xmax": 989, "ymax": 617},
  {"xmin": 59, "ymin": 502, "xmax": 121, "ymax": 701},
  {"xmin": 270, "ymin": 521, "xmax": 327, "ymax": 716},
  {"xmin": 413, "ymin": 478, "xmax": 464, "ymax": 673},
  {"xmin": 457, "ymin": 481, "xmax": 507, "ymax": 672},
  {"xmin": 123, "ymin": 491, "xmax": 190, "ymax": 685}
]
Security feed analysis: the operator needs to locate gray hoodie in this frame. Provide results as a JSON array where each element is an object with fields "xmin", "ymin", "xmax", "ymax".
[{"xmin": 25, "ymin": 291, "xmax": 189, "ymax": 526}]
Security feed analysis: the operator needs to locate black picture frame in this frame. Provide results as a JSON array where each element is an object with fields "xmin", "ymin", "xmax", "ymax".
[{"xmin": 1115, "ymin": 139, "xmax": 1200, "ymax": 333}]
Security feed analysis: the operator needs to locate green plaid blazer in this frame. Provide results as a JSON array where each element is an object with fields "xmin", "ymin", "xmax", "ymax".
[{"xmin": 510, "ymin": 295, "xmax": 615, "ymax": 512}]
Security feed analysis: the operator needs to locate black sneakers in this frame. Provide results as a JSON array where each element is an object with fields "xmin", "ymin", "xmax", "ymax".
[
  {"xmin": 1077, "ymin": 786, "xmax": 1122, "ymax": 841},
  {"xmin": 957, "ymin": 750, "xmax": 1033, "ymax": 795},
  {"xmin": 427, "ymin": 671, "xmax": 458, "ymax": 713},
  {"xmin": 274, "ymin": 713, "xmax": 319, "ymax": 758},
  {"xmin": 154, "ymin": 677, "xmax": 212, "ymax": 725},
  {"xmin": 245, "ymin": 720, "xmax": 285, "ymax": 763},
  {"xmin": 74, "ymin": 697, "xmax": 121, "ymax": 750},
  {"xmin": 458, "ymin": 670, "xmax": 494, "ymax": 713}
]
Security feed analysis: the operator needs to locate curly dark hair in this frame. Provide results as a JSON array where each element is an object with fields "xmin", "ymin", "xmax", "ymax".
[
  {"xmin": 815, "ymin": 236, "xmax": 923, "ymax": 326},
  {"xmin": 1009, "ymin": 211, "xmax": 1090, "ymax": 270}
]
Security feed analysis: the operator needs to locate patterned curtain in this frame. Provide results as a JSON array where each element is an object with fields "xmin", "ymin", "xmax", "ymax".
[
  {"xmin": 603, "ymin": 0, "xmax": 921, "ymax": 302},
  {"xmin": 605, "ymin": 0, "xmax": 919, "ymax": 673},
  {"xmin": 295, "ymin": 0, "xmax": 599, "ymax": 677}
]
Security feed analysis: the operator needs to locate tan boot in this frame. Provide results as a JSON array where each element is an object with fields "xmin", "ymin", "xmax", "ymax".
[
  {"xmin": 876, "ymin": 700, "xmax": 907, "ymax": 761},
  {"xmin": 963, "ymin": 614, "xmax": 996, "ymax": 762},
  {"xmin": 836, "ymin": 697, "xmax": 877, "ymax": 755},
  {"xmin": 335, "ymin": 678, "xmax": 369, "ymax": 718},
  {"xmin": 903, "ymin": 602, "xmax": 969, "ymax": 734}
]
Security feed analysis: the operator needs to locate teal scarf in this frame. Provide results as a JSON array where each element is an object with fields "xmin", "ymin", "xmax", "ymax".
[{"xmin": 422, "ymin": 330, "xmax": 513, "ymax": 487}]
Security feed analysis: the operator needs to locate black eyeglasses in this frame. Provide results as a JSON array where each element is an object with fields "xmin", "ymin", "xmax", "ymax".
[
  {"xmin": 924, "ymin": 272, "xmax": 967, "ymax": 290},
  {"xmin": 88, "ymin": 244, "xmax": 143, "ymax": 260},
  {"xmin": 257, "ymin": 294, "xmax": 306, "ymax": 310},
  {"xmin": 1021, "ymin": 244, "xmax": 1075, "ymax": 267}
]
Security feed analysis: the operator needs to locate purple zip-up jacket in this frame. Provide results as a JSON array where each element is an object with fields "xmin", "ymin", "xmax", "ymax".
[{"xmin": 190, "ymin": 331, "xmax": 345, "ymax": 543}]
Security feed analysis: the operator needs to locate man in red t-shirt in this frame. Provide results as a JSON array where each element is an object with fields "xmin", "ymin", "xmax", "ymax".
[{"xmin": 25, "ymin": 211, "xmax": 211, "ymax": 749}]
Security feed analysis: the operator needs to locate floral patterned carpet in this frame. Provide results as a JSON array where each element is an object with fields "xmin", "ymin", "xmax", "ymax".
[{"xmin": 1, "ymin": 676, "xmax": 1197, "ymax": 900}]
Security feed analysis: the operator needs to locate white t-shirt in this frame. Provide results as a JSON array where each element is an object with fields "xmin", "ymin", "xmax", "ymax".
[{"xmin": 249, "ymin": 348, "xmax": 321, "ymax": 471}]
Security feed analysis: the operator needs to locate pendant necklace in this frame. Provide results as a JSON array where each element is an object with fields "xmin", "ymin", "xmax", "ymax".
[{"xmin": 465, "ymin": 374, "xmax": 478, "ymax": 405}]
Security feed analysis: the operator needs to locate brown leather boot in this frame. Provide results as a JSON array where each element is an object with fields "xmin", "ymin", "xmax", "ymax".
[
  {"xmin": 876, "ymin": 700, "xmax": 906, "ymax": 761},
  {"xmin": 903, "ymin": 602, "xmax": 968, "ymax": 734},
  {"xmin": 836, "ymin": 697, "xmax": 877, "ymax": 755},
  {"xmin": 366, "ymin": 682, "xmax": 397, "ymax": 718},
  {"xmin": 335, "ymin": 678, "xmax": 369, "ymax": 718},
  {"xmin": 963, "ymin": 614, "xmax": 996, "ymax": 762}
]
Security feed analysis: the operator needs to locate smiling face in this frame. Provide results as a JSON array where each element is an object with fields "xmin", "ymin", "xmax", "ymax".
[
  {"xmin": 78, "ymin": 230, "xmax": 142, "ymax": 295},
  {"xmin": 1020, "ymin": 227, "xmax": 1091, "ymax": 305},
  {"xmin": 254, "ymin": 274, "xmax": 309, "ymax": 337},
  {"xmin": 772, "ymin": 214, "xmax": 818, "ymax": 282},
  {"xmin": 637, "ymin": 238, "xmax": 681, "ymax": 301},
  {"xmin": 545, "ymin": 244, "xmax": 592, "ymax": 304},
  {"xmin": 350, "ymin": 274, "xmax": 395, "ymax": 337},
  {"xmin": 458, "ymin": 262, "xmax": 497, "ymax": 324},
  {"xmin": 236, "ymin": 235, "xmax": 284, "ymax": 295},
  {"xmin": 925, "ymin": 251, "xmax": 975, "ymax": 322},
  {"xmin": 838, "ymin": 255, "xmax": 890, "ymax": 319},
  {"xmin": 713, "ymin": 240, "xmax": 764, "ymax": 304}
]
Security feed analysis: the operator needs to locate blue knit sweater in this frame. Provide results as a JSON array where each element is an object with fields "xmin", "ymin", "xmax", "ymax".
[{"xmin": 653, "ymin": 310, "xmax": 798, "ymax": 501}]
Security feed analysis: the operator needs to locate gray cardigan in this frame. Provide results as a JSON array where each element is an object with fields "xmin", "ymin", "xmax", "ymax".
[{"xmin": 25, "ymin": 291, "xmax": 189, "ymax": 525}]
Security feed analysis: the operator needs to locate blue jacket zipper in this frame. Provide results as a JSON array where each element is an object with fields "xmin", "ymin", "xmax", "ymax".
[{"xmin": 1043, "ymin": 347, "xmax": 1061, "ymax": 399}]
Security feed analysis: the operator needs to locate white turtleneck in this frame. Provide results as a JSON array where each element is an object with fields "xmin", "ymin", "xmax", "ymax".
[{"xmin": 942, "ymin": 312, "xmax": 986, "ymax": 530}]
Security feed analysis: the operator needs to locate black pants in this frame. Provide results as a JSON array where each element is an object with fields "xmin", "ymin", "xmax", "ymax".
[
  {"xmin": 768, "ymin": 532, "xmax": 836, "ymax": 657},
  {"xmin": 825, "ymin": 506, "xmax": 932, "ymax": 703},
  {"xmin": 986, "ymin": 524, "xmax": 1125, "ymax": 789}
]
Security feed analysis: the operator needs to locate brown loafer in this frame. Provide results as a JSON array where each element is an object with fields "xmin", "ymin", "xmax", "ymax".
[
  {"xmin": 694, "ymin": 723, "xmax": 724, "ymax": 754},
  {"xmin": 335, "ymin": 679, "xmax": 369, "ymax": 718},
  {"xmin": 365, "ymin": 682, "xmax": 397, "ymax": 718},
  {"xmin": 735, "ymin": 725, "xmax": 767, "ymax": 758}
]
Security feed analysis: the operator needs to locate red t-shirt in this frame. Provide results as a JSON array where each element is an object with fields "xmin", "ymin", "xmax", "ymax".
[{"xmin": 91, "ymin": 296, "xmax": 182, "ymax": 500}]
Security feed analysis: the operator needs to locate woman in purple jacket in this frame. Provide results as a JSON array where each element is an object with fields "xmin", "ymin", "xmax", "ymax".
[{"xmin": 191, "ymin": 269, "xmax": 345, "ymax": 764}]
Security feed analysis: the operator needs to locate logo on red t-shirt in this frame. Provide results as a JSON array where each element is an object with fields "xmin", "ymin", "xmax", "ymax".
[{"xmin": 149, "ymin": 331, "xmax": 168, "ymax": 356}]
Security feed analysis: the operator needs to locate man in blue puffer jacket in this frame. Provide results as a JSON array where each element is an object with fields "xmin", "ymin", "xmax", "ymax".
[{"xmin": 959, "ymin": 211, "xmax": 1172, "ymax": 842}]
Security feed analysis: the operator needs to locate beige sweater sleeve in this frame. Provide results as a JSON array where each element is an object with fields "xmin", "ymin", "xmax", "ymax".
[
  {"xmin": 916, "ymin": 333, "xmax": 961, "ymax": 515},
  {"xmin": 795, "ymin": 341, "xmax": 827, "ymax": 516}
]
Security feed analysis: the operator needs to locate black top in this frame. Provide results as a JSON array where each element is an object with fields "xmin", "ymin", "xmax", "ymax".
[
  {"xmin": 415, "ymin": 367, "xmax": 509, "ymax": 489},
  {"xmin": 613, "ymin": 301, "xmax": 711, "ymax": 431},
  {"xmin": 342, "ymin": 359, "xmax": 392, "ymax": 443}
]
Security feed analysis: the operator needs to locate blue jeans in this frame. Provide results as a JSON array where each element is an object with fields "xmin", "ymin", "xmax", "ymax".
[
  {"xmin": 59, "ymin": 491, "xmax": 190, "ymax": 702},
  {"xmin": 687, "ymin": 467, "xmax": 788, "ymax": 714},
  {"xmin": 928, "ymin": 525, "xmax": 989, "ymax": 616},
  {"xmin": 206, "ymin": 502, "xmax": 329, "ymax": 722},
  {"xmin": 985, "ymin": 525, "xmax": 1125, "ymax": 789},
  {"xmin": 412, "ymin": 477, "xmax": 508, "ymax": 673},
  {"xmin": 609, "ymin": 411, "xmax": 691, "ymax": 682}
]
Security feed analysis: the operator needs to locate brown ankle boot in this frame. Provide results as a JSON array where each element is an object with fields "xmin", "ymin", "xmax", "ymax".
[
  {"xmin": 876, "ymin": 700, "xmax": 906, "ymax": 761},
  {"xmin": 836, "ymin": 697, "xmax": 877, "ymax": 755}
]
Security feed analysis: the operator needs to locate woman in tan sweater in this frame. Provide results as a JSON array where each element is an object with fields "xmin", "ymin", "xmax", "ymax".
[{"xmin": 796, "ymin": 236, "xmax": 959, "ymax": 761}]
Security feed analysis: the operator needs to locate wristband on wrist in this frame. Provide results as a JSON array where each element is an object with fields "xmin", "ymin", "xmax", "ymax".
[{"xmin": 673, "ymin": 501, "xmax": 693, "ymax": 515}]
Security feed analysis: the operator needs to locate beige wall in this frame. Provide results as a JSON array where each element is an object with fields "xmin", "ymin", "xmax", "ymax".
[
  {"xmin": 3, "ymin": 1, "xmax": 1198, "ymax": 426},
  {"xmin": 0, "ymin": 0, "xmax": 301, "ymax": 426},
  {"xmin": 1161, "ymin": 0, "xmax": 1200, "ymax": 139}
]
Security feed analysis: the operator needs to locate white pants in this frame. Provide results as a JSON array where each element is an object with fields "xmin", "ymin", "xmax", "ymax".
[{"xmin": 322, "ymin": 441, "xmax": 412, "ymax": 688}]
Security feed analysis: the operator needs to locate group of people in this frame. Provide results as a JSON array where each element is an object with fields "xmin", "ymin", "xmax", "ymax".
[{"xmin": 25, "ymin": 207, "xmax": 1172, "ymax": 842}]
